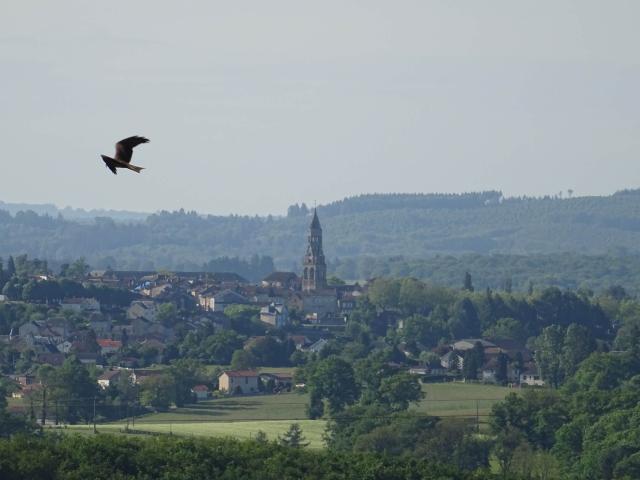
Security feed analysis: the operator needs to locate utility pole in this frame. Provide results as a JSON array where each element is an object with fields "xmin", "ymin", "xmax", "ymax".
[
  {"xmin": 93, "ymin": 396, "xmax": 97, "ymax": 434},
  {"xmin": 476, "ymin": 399, "xmax": 480, "ymax": 433},
  {"xmin": 41, "ymin": 387, "xmax": 47, "ymax": 426},
  {"xmin": 132, "ymin": 393, "xmax": 137, "ymax": 428}
]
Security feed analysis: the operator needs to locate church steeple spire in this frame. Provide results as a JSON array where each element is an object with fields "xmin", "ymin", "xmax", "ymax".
[
  {"xmin": 310, "ymin": 208, "xmax": 321, "ymax": 230},
  {"xmin": 302, "ymin": 208, "xmax": 327, "ymax": 292}
]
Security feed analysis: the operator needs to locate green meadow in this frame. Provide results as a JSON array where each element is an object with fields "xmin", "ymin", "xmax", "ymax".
[
  {"xmin": 415, "ymin": 382, "xmax": 515, "ymax": 419},
  {"xmin": 63, "ymin": 382, "xmax": 515, "ymax": 447},
  {"xmin": 68, "ymin": 420, "xmax": 327, "ymax": 448}
]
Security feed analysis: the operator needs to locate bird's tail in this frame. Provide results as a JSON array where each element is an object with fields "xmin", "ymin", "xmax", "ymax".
[{"xmin": 127, "ymin": 164, "xmax": 144, "ymax": 173}]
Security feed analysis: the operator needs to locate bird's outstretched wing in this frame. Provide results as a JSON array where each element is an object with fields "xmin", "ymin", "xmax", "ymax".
[
  {"xmin": 101, "ymin": 155, "xmax": 118, "ymax": 175},
  {"xmin": 115, "ymin": 136, "xmax": 149, "ymax": 163}
]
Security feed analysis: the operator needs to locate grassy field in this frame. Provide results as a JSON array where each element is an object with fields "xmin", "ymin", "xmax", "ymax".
[
  {"xmin": 136, "ymin": 392, "xmax": 309, "ymax": 423},
  {"xmin": 112, "ymin": 382, "xmax": 512, "ymax": 427},
  {"xmin": 67, "ymin": 420, "xmax": 327, "ymax": 448},
  {"xmin": 413, "ymin": 382, "xmax": 515, "ymax": 425},
  {"xmin": 63, "ymin": 382, "xmax": 513, "ymax": 448}
]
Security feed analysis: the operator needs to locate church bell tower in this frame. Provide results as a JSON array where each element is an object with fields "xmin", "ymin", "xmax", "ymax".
[{"xmin": 302, "ymin": 209, "xmax": 327, "ymax": 292}]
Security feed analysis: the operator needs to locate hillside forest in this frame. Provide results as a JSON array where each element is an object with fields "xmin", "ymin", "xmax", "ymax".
[{"xmin": 2, "ymin": 190, "xmax": 640, "ymax": 276}]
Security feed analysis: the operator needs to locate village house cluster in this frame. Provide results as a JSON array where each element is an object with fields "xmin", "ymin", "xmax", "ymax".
[{"xmin": 2, "ymin": 210, "xmax": 544, "ymax": 400}]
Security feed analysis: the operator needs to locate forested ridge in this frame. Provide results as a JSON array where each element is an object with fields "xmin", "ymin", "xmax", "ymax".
[
  {"xmin": 3, "ymin": 190, "xmax": 640, "ymax": 276},
  {"xmin": 0, "ymin": 435, "xmax": 487, "ymax": 480}
]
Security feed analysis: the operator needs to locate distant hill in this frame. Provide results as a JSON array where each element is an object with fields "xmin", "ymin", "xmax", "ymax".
[
  {"xmin": 0, "ymin": 200, "xmax": 148, "ymax": 222},
  {"xmin": 2, "ymin": 190, "xmax": 640, "ymax": 274}
]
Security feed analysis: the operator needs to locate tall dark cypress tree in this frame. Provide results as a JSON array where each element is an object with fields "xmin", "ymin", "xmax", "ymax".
[
  {"xmin": 6, "ymin": 256, "xmax": 16, "ymax": 278},
  {"xmin": 463, "ymin": 271, "xmax": 474, "ymax": 292}
]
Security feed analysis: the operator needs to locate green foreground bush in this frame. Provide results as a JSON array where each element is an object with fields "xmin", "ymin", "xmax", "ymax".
[{"xmin": 0, "ymin": 433, "xmax": 495, "ymax": 480}]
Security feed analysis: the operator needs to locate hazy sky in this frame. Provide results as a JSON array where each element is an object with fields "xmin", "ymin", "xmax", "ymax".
[{"xmin": 2, "ymin": 1, "xmax": 640, "ymax": 215}]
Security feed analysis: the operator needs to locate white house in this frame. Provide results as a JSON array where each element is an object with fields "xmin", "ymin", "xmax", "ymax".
[
  {"xmin": 259, "ymin": 303, "xmax": 289, "ymax": 328},
  {"xmin": 519, "ymin": 363, "xmax": 545, "ymax": 386},
  {"xmin": 218, "ymin": 370, "xmax": 259, "ymax": 394}
]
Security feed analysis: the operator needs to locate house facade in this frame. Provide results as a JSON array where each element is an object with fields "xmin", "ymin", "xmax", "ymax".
[
  {"xmin": 259, "ymin": 303, "xmax": 289, "ymax": 328},
  {"xmin": 519, "ymin": 362, "xmax": 545, "ymax": 386},
  {"xmin": 191, "ymin": 384, "xmax": 210, "ymax": 400},
  {"xmin": 218, "ymin": 370, "xmax": 259, "ymax": 394}
]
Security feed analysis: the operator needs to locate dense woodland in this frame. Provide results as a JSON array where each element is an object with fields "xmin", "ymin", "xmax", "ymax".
[
  {"xmin": 0, "ymin": 434, "xmax": 490, "ymax": 480},
  {"xmin": 4, "ymin": 190, "xmax": 640, "ymax": 274}
]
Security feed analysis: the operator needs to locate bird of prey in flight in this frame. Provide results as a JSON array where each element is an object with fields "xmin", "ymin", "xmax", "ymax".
[{"xmin": 101, "ymin": 136, "xmax": 149, "ymax": 174}]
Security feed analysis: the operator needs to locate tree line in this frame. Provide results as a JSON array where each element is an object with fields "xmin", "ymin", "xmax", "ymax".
[
  {"xmin": 5, "ymin": 189, "xmax": 640, "ymax": 269},
  {"xmin": 329, "ymin": 252, "xmax": 640, "ymax": 295},
  {"xmin": 488, "ymin": 347, "xmax": 640, "ymax": 479},
  {"xmin": 0, "ymin": 434, "xmax": 490, "ymax": 480},
  {"xmin": 0, "ymin": 257, "xmax": 135, "ymax": 307}
]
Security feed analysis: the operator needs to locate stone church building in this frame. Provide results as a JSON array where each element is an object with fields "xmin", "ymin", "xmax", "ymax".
[
  {"xmin": 302, "ymin": 209, "xmax": 327, "ymax": 292},
  {"xmin": 300, "ymin": 209, "xmax": 338, "ymax": 321}
]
